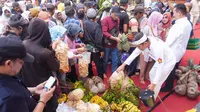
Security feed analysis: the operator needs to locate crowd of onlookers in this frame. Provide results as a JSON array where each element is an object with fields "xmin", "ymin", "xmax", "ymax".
[{"xmin": 0, "ymin": 0, "xmax": 198, "ymax": 111}]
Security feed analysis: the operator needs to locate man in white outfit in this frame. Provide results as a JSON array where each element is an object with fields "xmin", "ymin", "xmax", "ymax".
[
  {"xmin": 116, "ymin": 32, "xmax": 176, "ymax": 99},
  {"xmin": 161, "ymin": 4, "xmax": 192, "ymax": 92}
]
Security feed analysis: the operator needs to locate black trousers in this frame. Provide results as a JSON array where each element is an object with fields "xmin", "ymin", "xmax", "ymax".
[
  {"xmin": 163, "ymin": 61, "xmax": 180, "ymax": 89},
  {"xmin": 88, "ymin": 52, "xmax": 104, "ymax": 79},
  {"xmin": 66, "ymin": 65, "xmax": 78, "ymax": 83},
  {"xmin": 126, "ymin": 47, "xmax": 139, "ymax": 76}
]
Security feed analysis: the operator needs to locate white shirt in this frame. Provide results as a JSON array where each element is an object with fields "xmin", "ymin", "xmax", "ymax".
[
  {"xmin": 124, "ymin": 37, "xmax": 176, "ymax": 84},
  {"xmin": 190, "ymin": 0, "xmax": 200, "ymax": 15},
  {"xmin": 166, "ymin": 17, "xmax": 192, "ymax": 62}
]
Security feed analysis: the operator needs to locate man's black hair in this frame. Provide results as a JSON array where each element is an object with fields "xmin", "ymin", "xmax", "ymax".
[
  {"xmin": 46, "ymin": 3, "xmax": 55, "ymax": 13},
  {"xmin": 65, "ymin": 6, "xmax": 75, "ymax": 17},
  {"xmin": 174, "ymin": 4, "xmax": 187, "ymax": 16},
  {"xmin": 64, "ymin": 0, "xmax": 71, "ymax": 7},
  {"xmin": 26, "ymin": 3, "xmax": 33, "ymax": 11},
  {"xmin": 134, "ymin": 32, "xmax": 149, "ymax": 43},
  {"xmin": 9, "ymin": 14, "xmax": 28, "ymax": 28},
  {"xmin": 12, "ymin": 2, "xmax": 20, "ymax": 8},
  {"xmin": 134, "ymin": 32, "xmax": 143, "ymax": 41}
]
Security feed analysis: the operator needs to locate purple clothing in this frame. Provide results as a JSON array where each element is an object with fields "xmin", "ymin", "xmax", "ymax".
[{"xmin": 64, "ymin": 35, "xmax": 77, "ymax": 53}]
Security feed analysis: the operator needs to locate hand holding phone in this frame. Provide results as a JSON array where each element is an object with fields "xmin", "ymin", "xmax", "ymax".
[{"xmin": 44, "ymin": 76, "xmax": 56, "ymax": 91}]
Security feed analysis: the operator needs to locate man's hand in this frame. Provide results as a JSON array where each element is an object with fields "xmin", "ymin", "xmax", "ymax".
[
  {"xmin": 100, "ymin": 52, "xmax": 104, "ymax": 58},
  {"xmin": 40, "ymin": 86, "xmax": 56, "ymax": 104},
  {"xmin": 115, "ymin": 38, "xmax": 121, "ymax": 43},
  {"xmin": 79, "ymin": 43, "xmax": 85, "ymax": 47},
  {"xmin": 34, "ymin": 81, "xmax": 47, "ymax": 95},
  {"xmin": 110, "ymin": 36, "xmax": 121, "ymax": 43},
  {"xmin": 148, "ymin": 83, "xmax": 156, "ymax": 91},
  {"xmin": 116, "ymin": 63, "xmax": 126, "ymax": 73}
]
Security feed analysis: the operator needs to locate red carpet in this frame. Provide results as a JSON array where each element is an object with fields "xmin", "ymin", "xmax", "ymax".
[{"xmin": 180, "ymin": 25, "xmax": 200, "ymax": 66}]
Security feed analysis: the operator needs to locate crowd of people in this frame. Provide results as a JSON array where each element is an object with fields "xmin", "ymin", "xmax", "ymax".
[{"xmin": 0, "ymin": 0, "xmax": 197, "ymax": 111}]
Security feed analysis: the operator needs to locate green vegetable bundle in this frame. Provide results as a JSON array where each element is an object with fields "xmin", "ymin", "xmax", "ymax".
[{"xmin": 117, "ymin": 33, "xmax": 131, "ymax": 52}]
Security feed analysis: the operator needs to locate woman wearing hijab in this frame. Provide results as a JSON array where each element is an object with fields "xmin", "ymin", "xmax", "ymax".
[
  {"xmin": 64, "ymin": 23, "xmax": 86, "ymax": 82},
  {"xmin": 0, "ymin": 6, "xmax": 11, "ymax": 34},
  {"xmin": 22, "ymin": 18, "xmax": 59, "ymax": 112},
  {"xmin": 53, "ymin": 10, "xmax": 64, "ymax": 26},
  {"xmin": 160, "ymin": 12, "xmax": 172, "ymax": 41},
  {"xmin": 140, "ymin": 11, "xmax": 163, "ymax": 84},
  {"xmin": 143, "ymin": 11, "xmax": 163, "ymax": 37}
]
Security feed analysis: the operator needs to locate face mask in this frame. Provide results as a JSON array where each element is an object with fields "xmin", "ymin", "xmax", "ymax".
[{"xmin": 77, "ymin": 11, "xmax": 85, "ymax": 19}]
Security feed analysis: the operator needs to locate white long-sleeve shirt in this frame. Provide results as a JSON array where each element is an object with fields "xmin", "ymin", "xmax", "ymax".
[
  {"xmin": 124, "ymin": 37, "xmax": 176, "ymax": 84},
  {"xmin": 165, "ymin": 17, "xmax": 192, "ymax": 62}
]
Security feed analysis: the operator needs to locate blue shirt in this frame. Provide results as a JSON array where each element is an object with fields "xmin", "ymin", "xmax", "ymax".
[{"xmin": 0, "ymin": 75, "xmax": 36, "ymax": 112}]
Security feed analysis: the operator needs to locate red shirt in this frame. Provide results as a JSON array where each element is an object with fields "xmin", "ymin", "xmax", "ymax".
[{"xmin": 101, "ymin": 16, "xmax": 120, "ymax": 48}]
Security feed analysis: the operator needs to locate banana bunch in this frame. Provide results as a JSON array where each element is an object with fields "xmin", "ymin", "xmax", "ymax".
[
  {"xmin": 102, "ymin": 89, "xmax": 126, "ymax": 104},
  {"xmin": 82, "ymin": 90, "xmax": 93, "ymax": 102},
  {"xmin": 124, "ymin": 92, "xmax": 140, "ymax": 107},
  {"xmin": 127, "ymin": 86, "xmax": 140, "ymax": 97},
  {"xmin": 90, "ymin": 95, "xmax": 109, "ymax": 110},
  {"xmin": 110, "ymin": 103, "xmax": 122, "ymax": 111},
  {"xmin": 118, "ymin": 101, "xmax": 141, "ymax": 112},
  {"xmin": 57, "ymin": 94, "xmax": 68, "ymax": 103},
  {"xmin": 74, "ymin": 81, "xmax": 86, "ymax": 92}
]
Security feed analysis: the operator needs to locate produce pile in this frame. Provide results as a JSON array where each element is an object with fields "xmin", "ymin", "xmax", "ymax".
[
  {"xmin": 175, "ymin": 59, "xmax": 200, "ymax": 99},
  {"xmin": 57, "ymin": 72, "xmax": 141, "ymax": 112}
]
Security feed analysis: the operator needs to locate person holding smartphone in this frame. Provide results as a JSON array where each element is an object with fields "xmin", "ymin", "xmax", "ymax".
[{"xmin": 0, "ymin": 37, "xmax": 55, "ymax": 112}]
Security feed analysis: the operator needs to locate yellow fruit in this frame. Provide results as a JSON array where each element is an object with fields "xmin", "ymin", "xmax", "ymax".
[{"xmin": 186, "ymin": 108, "xmax": 197, "ymax": 112}]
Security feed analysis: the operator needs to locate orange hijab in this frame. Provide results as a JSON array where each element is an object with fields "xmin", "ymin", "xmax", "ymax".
[
  {"xmin": 161, "ymin": 12, "xmax": 172, "ymax": 41},
  {"xmin": 162, "ymin": 12, "xmax": 172, "ymax": 29}
]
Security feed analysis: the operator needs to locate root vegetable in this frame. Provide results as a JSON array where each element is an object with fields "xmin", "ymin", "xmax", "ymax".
[
  {"xmin": 175, "ymin": 69, "xmax": 182, "ymax": 75},
  {"xmin": 178, "ymin": 66, "xmax": 189, "ymax": 73},
  {"xmin": 176, "ymin": 80, "xmax": 182, "ymax": 85},
  {"xmin": 175, "ymin": 84, "xmax": 187, "ymax": 96},
  {"xmin": 187, "ymin": 82, "xmax": 198, "ymax": 88},
  {"xmin": 197, "ymin": 75, "xmax": 200, "ymax": 84},
  {"xmin": 187, "ymin": 87, "xmax": 200, "ymax": 100}
]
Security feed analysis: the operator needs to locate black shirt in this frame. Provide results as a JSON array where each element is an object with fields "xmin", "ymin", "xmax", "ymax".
[
  {"xmin": 0, "ymin": 75, "xmax": 36, "ymax": 112},
  {"xmin": 117, "ymin": 8, "xmax": 129, "ymax": 33}
]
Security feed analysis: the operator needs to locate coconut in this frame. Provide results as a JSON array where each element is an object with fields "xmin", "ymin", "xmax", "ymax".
[
  {"xmin": 187, "ymin": 87, "xmax": 200, "ymax": 100},
  {"xmin": 175, "ymin": 84, "xmax": 187, "ymax": 96}
]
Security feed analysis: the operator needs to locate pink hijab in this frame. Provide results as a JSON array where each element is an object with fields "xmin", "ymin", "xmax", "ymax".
[{"xmin": 147, "ymin": 11, "xmax": 163, "ymax": 36}]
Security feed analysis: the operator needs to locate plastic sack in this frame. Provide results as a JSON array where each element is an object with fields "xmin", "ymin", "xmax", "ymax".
[
  {"xmin": 56, "ymin": 102, "xmax": 77, "ymax": 112},
  {"xmin": 54, "ymin": 40, "xmax": 69, "ymax": 73},
  {"xmin": 78, "ymin": 57, "xmax": 89, "ymax": 77},
  {"xmin": 120, "ymin": 76, "xmax": 133, "ymax": 92},
  {"xmin": 109, "ymin": 71, "xmax": 125, "ymax": 90},
  {"xmin": 82, "ymin": 52, "xmax": 91, "ymax": 63},
  {"xmin": 76, "ymin": 102, "xmax": 101, "ymax": 112}
]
